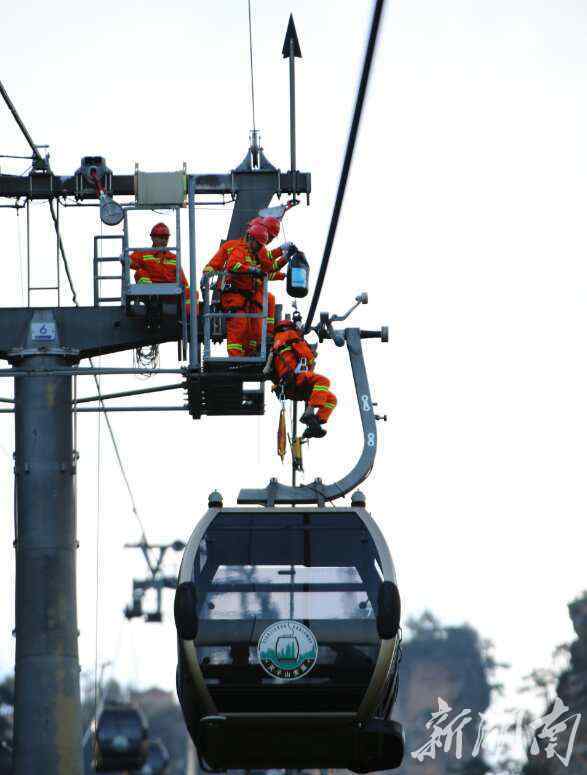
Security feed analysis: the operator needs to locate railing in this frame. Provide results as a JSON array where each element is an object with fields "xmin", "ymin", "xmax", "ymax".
[
  {"xmin": 200, "ymin": 272, "xmax": 269, "ymax": 365},
  {"xmin": 121, "ymin": 205, "xmax": 183, "ymax": 303},
  {"xmin": 120, "ymin": 205, "xmax": 188, "ymax": 359}
]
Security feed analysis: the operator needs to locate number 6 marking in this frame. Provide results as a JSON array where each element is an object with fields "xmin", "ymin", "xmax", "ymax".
[{"xmin": 361, "ymin": 395, "xmax": 371, "ymax": 412}]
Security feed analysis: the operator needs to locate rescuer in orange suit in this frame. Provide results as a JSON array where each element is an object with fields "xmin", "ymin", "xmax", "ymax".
[
  {"xmin": 267, "ymin": 317, "xmax": 337, "ymax": 439},
  {"xmin": 248, "ymin": 215, "xmax": 297, "ymax": 338},
  {"xmin": 202, "ymin": 223, "xmax": 273, "ymax": 357},
  {"xmin": 129, "ymin": 222, "xmax": 191, "ymax": 311}
]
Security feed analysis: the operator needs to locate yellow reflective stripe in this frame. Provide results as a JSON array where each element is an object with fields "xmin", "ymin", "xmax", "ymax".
[
  {"xmin": 267, "ymin": 317, "xmax": 275, "ymax": 323},
  {"xmin": 312, "ymin": 385, "xmax": 329, "ymax": 392},
  {"xmin": 203, "ymin": 266, "xmax": 215, "ymax": 273},
  {"xmin": 228, "ymin": 343, "xmax": 244, "ymax": 351},
  {"xmin": 279, "ymin": 346, "xmax": 292, "ymax": 353},
  {"xmin": 141, "ymin": 254, "xmax": 177, "ymax": 265},
  {"xmin": 324, "ymin": 402, "xmax": 336, "ymax": 409},
  {"xmin": 227, "ymin": 247, "xmax": 234, "ymax": 254},
  {"xmin": 232, "ymin": 262, "xmax": 242, "ymax": 270},
  {"xmin": 138, "ymin": 277, "xmax": 153, "ymax": 284}
]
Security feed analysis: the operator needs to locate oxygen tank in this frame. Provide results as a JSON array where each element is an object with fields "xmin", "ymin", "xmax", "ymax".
[{"xmin": 287, "ymin": 251, "xmax": 310, "ymax": 298}]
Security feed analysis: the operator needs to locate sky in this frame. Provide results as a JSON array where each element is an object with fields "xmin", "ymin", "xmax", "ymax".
[{"xmin": 0, "ymin": 0, "xmax": 586, "ymax": 739}]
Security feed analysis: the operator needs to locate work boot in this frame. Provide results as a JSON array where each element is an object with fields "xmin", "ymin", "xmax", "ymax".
[{"xmin": 300, "ymin": 408, "xmax": 327, "ymax": 439}]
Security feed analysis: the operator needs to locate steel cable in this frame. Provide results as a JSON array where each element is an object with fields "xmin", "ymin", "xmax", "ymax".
[
  {"xmin": 247, "ymin": 0, "xmax": 257, "ymax": 131},
  {"xmin": 304, "ymin": 0, "xmax": 387, "ymax": 332},
  {"xmin": 94, "ymin": 383, "xmax": 102, "ymax": 726},
  {"xmin": 49, "ymin": 199, "xmax": 78, "ymax": 306}
]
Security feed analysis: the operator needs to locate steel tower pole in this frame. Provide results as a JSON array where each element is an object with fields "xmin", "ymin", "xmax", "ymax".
[{"xmin": 12, "ymin": 355, "xmax": 83, "ymax": 775}]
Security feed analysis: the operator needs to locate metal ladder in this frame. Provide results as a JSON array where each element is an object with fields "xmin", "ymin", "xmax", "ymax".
[{"xmin": 93, "ymin": 234, "xmax": 124, "ymax": 305}]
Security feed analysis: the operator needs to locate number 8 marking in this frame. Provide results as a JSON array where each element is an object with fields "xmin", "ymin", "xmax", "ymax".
[
  {"xmin": 367, "ymin": 433, "xmax": 376, "ymax": 447},
  {"xmin": 361, "ymin": 395, "xmax": 371, "ymax": 412}
]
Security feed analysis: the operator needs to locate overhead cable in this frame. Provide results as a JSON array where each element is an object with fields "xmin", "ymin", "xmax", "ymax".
[
  {"xmin": 49, "ymin": 200, "xmax": 78, "ymax": 306},
  {"xmin": 0, "ymin": 80, "xmax": 148, "ymax": 542},
  {"xmin": 94, "ymin": 391, "xmax": 102, "ymax": 725},
  {"xmin": 0, "ymin": 80, "xmax": 43, "ymax": 163},
  {"xmin": 247, "ymin": 0, "xmax": 257, "ymax": 131},
  {"xmin": 304, "ymin": 0, "xmax": 387, "ymax": 332},
  {"xmin": 95, "ymin": 398, "xmax": 147, "ymax": 541},
  {"xmin": 0, "ymin": 79, "xmax": 78, "ymax": 305}
]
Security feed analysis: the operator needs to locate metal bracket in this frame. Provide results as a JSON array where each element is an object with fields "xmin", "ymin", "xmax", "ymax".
[
  {"xmin": 8, "ymin": 347, "xmax": 80, "ymax": 358},
  {"xmin": 7, "ymin": 310, "xmax": 81, "ymax": 358},
  {"xmin": 123, "ymin": 539, "xmax": 185, "ymax": 622},
  {"xmin": 238, "ymin": 327, "xmax": 382, "ymax": 505},
  {"xmin": 226, "ymin": 143, "xmax": 310, "ymax": 241}
]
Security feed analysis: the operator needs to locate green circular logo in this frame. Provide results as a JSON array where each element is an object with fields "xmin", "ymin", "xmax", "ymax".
[{"xmin": 258, "ymin": 620, "xmax": 318, "ymax": 681}]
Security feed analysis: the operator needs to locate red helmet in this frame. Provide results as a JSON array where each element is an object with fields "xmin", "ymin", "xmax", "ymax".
[
  {"xmin": 248, "ymin": 216, "xmax": 265, "ymax": 229},
  {"xmin": 262, "ymin": 216, "xmax": 281, "ymax": 240},
  {"xmin": 246, "ymin": 223, "xmax": 269, "ymax": 246},
  {"xmin": 275, "ymin": 318, "xmax": 298, "ymax": 332},
  {"xmin": 150, "ymin": 222, "xmax": 170, "ymax": 238}
]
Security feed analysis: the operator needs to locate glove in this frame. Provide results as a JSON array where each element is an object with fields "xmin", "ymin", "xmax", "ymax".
[
  {"xmin": 262, "ymin": 351, "xmax": 274, "ymax": 376},
  {"xmin": 280, "ymin": 242, "xmax": 297, "ymax": 258}
]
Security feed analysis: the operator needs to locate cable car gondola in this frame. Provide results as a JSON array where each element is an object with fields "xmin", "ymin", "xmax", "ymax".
[
  {"xmin": 174, "ymin": 491, "xmax": 403, "ymax": 773},
  {"xmin": 93, "ymin": 701, "xmax": 149, "ymax": 773},
  {"xmin": 141, "ymin": 738, "xmax": 171, "ymax": 774}
]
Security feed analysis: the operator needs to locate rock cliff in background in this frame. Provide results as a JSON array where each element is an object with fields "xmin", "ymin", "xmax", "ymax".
[
  {"xmin": 394, "ymin": 612, "xmax": 494, "ymax": 775},
  {"xmin": 522, "ymin": 591, "xmax": 587, "ymax": 775}
]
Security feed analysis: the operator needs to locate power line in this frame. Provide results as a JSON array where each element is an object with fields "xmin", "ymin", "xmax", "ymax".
[
  {"xmin": 247, "ymin": 0, "xmax": 257, "ymax": 131},
  {"xmin": 304, "ymin": 0, "xmax": 387, "ymax": 332}
]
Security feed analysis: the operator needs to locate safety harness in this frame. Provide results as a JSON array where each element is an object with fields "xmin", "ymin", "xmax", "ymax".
[
  {"xmin": 271, "ymin": 327, "xmax": 315, "ymax": 385},
  {"xmin": 211, "ymin": 244, "xmax": 264, "ymax": 309}
]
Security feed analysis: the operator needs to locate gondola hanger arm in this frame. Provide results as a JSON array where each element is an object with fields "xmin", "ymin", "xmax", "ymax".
[{"xmin": 238, "ymin": 324, "xmax": 388, "ymax": 506}]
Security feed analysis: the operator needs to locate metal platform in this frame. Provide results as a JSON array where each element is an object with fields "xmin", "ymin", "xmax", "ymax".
[
  {"xmin": 125, "ymin": 283, "xmax": 183, "ymax": 299},
  {"xmin": 186, "ymin": 362, "xmax": 265, "ymax": 419}
]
